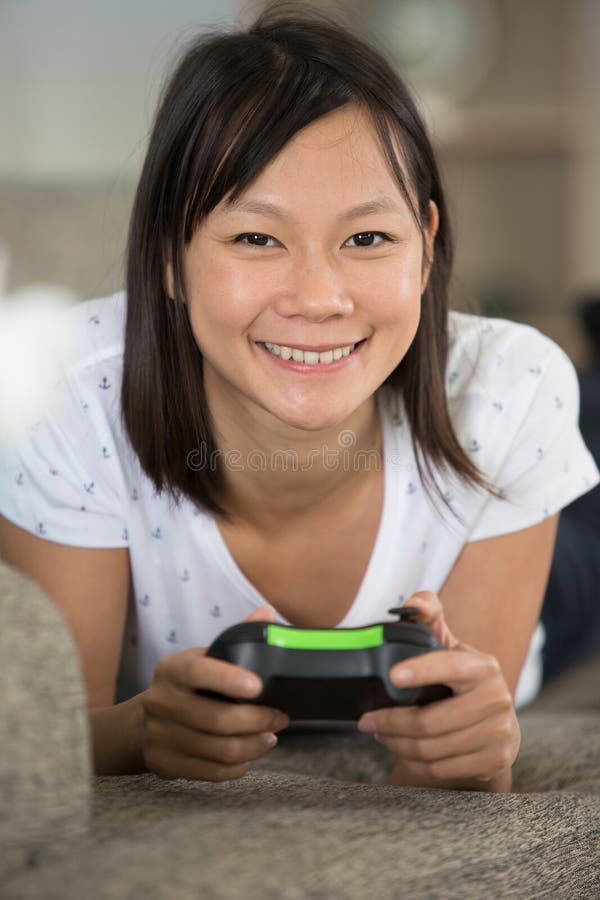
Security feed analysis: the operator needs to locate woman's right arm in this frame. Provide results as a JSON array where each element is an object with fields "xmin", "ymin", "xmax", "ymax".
[
  {"xmin": 0, "ymin": 516, "xmax": 288, "ymax": 779},
  {"xmin": 0, "ymin": 514, "xmax": 147, "ymax": 774}
]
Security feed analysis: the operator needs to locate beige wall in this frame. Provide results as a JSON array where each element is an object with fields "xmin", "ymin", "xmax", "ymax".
[{"xmin": 1, "ymin": 0, "xmax": 598, "ymax": 367}]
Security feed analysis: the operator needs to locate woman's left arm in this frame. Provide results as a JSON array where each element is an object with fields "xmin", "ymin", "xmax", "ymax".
[{"xmin": 357, "ymin": 513, "xmax": 559, "ymax": 792}]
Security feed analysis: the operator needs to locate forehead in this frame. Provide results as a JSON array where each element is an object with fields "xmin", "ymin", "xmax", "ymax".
[{"xmin": 214, "ymin": 104, "xmax": 414, "ymax": 218}]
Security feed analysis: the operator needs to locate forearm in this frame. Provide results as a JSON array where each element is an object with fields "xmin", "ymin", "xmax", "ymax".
[
  {"xmin": 89, "ymin": 692, "xmax": 149, "ymax": 776},
  {"xmin": 387, "ymin": 761, "xmax": 513, "ymax": 793}
]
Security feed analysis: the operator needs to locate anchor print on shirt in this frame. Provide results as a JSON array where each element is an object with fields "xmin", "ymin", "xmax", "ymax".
[
  {"xmin": 99, "ymin": 376, "xmax": 111, "ymax": 391},
  {"xmin": 36, "ymin": 522, "xmax": 47, "ymax": 536},
  {"xmin": 84, "ymin": 482, "xmax": 95, "ymax": 495},
  {"xmin": 151, "ymin": 527, "xmax": 163, "ymax": 540},
  {"xmin": 139, "ymin": 594, "xmax": 151, "ymax": 607},
  {"xmin": 121, "ymin": 528, "xmax": 128, "ymax": 542},
  {"xmin": 210, "ymin": 605, "xmax": 222, "ymax": 618},
  {"xmin": 180, "ymin": 569, "xmax": 191, "ymax": 583},
  {"xmin": 88, "ymin": 315, "xmax": 101, "ymax": 326},
  {"xmin": 468, "ymin": 439, "xmax": 481, "ymax": 453},
  {"xmin": 131, "ymin": 488, "xmax": 138, "ymax": 501},
  {"xmin": 16, "ymin": 472, "xmax": 24, "ymax": 486},
  {"xmin": 166, "ymin": 631, "xmax": 178, "ymax": 644},
  {"xmin": 102, "ymin": 447, "xmax": 111, "ymax": 459}
]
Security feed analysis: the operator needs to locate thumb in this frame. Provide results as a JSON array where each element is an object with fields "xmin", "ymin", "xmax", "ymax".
[{"xmin": 243, "ymin": 604, "xmax": 277, "ymax": 623}]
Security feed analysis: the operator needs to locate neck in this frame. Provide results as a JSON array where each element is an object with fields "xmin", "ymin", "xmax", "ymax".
[{"xmin": 211, "ymin": 395, "xmax": 383, "ymax": 532}]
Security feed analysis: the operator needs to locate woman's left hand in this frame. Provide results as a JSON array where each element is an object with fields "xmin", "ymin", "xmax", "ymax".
[{"xmin": 357, "ymin": 591, "xmax": 521, "ymax": 791}]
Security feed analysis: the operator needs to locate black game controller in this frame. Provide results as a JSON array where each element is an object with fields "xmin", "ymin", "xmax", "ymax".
[{"xmin": 196, "ymin": 607, "xmax": 452, "ymax": 728}]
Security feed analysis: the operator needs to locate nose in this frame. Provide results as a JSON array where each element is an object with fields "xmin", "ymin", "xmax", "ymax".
[{"xmin": 273, "ymin": 251, "xmax": 354, "ymax": 322}]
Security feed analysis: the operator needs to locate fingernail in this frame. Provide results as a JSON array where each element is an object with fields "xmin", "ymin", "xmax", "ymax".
[
  {"xmin": 391, "ymin": 667, "xmax": 413, "ymax": 685},
  {"xmin": 237, "ymin": 675, "xmax": 262, "ymax": 694},
  {"xmin": 358, "ymin": 717, "xmax": 376, "ymax": 732}
]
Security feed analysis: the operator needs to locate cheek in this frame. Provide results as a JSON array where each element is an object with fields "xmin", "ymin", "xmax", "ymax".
[
  {"xmin": 360, "ymin": 257, "xmax": 422, "ymax": 322},
  {"xmin": 186, "ymin": 257, "xmax": 260, "ymax": 332}
]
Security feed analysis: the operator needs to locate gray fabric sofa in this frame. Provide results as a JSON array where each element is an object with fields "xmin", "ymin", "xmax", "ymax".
[{"xmin": 1, "ymin": 560, "xmax": 599, "ymax": 900}]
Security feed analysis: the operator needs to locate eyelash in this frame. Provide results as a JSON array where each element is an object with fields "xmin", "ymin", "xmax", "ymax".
[{"xmin": 233, "ymin": 231, "xmax": 395, "ymax": 249}]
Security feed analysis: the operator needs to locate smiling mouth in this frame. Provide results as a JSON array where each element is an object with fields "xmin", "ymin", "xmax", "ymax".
[{"xmin": 258, "ymin": 339, "xmax": 367, "ymax": 364}]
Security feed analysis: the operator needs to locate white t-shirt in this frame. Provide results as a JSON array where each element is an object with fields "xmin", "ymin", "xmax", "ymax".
[{"xmin": 1, "ymin": 290, "xmax": 598, "ymax": 709}]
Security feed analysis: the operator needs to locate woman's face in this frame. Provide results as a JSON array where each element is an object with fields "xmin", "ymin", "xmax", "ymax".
[{"xmin": 170, "ymin": 104, "xmax": 438, "ymax": 435}]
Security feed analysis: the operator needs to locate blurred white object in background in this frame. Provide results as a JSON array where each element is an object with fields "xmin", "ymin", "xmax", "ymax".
[{"xmin": 0, "ymin": 240, "xmax": 79, "ymax": 448}]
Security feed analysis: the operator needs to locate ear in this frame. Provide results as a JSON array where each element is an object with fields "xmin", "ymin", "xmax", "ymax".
[
  {"xmin": 164, "ymin": 253, "xmax": 176, "ymax": 301},
  {"xmin": 420, "ymin": 199, "xmax": 439, "ymax": 295}
]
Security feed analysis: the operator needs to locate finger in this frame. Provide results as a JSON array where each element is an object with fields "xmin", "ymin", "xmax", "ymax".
[
  {"xmin": 389, "ymin": 746, "xmax": 514, "ymax": 786},
  {"xmin": 149, "ymin": 750, "xmax": 252, "ymax": 783},
  {"xmin": 144, "ymin": 683, "xmax": 288, "ymax": 736},
  {"xmin": 374, "ymin": 708, "xmax": 513, "ymax": 762},
  {"xmin": 404, "ymin": 591, "xmax": 460, "ymax": 649},
  {"xmin": 362, "ymin": 679, "xmax": 512, "ymax": 738},
  {"xmin": 145, "ymin": 714, "xmax": 279, "ymax": 768},
  {"xmin": 244, "ymin": 605, "xmax": 277, "ymax": 623},
  {"xmin": 159, "ymin": 648, "xmax": 266, "ymax": 700},
  {"xmin": 388, "ymin": 647, "xmax": 500, "ymax": 696}
]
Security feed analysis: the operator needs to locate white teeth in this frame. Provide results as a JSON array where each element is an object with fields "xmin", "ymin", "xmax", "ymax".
[{"xmin": 264, "ymin": 341, "xmax": 357, "ymax": 365}]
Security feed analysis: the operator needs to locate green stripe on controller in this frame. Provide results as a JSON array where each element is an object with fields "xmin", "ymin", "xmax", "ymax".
[{"xmin": 266, "ymin": 624, "xmax": 384, "ymax": 649}]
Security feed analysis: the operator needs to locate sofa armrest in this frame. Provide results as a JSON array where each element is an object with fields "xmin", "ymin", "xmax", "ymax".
[{"xmin": 0, "ymin": 560, "xmax": 91, "ymax": 880}]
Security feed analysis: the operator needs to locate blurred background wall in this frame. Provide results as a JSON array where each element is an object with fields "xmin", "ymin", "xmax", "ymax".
[{"xmin": 1, "ymin": 0, "xmax": 599, "ymax": 366}]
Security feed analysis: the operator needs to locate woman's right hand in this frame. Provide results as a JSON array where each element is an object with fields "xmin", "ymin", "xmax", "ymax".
[{"xmin": 140, "ymin": 605, "xmax": 290, "ymax": 782}]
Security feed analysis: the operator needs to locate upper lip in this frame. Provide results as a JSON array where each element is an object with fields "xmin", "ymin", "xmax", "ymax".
[{"xmin": 259, "ymin": 339, "xmax": 365, "ymax": 352}]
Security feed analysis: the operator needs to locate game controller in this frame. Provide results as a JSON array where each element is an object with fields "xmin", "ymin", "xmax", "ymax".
[{"xmin": 196, "ymin": 607, "xmax": 453, "ymax": 727}]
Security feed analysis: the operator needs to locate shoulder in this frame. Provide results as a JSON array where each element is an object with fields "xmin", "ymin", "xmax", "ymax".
[
  {"xmin": 58, "ymin": 290, "xmax": 126, "ymax": 378},
  {"xmin": 446, "ymin": 310, "xmax": 577, "ymax": 406}
]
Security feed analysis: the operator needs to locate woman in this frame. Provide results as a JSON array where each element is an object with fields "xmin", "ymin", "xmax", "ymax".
[{"xmin": 0, "ymin": 6, "xmax": 598, "ymax": 792}]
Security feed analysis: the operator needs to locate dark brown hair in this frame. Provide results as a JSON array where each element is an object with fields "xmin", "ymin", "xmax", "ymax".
[{"xmin": 121, "ymin": 2, "xmax": 495, "ymax": 523}]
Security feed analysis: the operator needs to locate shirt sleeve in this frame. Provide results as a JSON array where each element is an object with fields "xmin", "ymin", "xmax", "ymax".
[
  {"xmin": 467, "ymin": 333, "xmax": 600, "ymax": 542},
  {"xmin": 0, "ymin": 361, "xmax": 129, "ymax": 548}
]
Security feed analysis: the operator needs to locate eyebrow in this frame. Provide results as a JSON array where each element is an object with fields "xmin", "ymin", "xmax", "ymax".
[{"xmin": 221, "ymin": 196, "xmax": 406, "ymax": 223}]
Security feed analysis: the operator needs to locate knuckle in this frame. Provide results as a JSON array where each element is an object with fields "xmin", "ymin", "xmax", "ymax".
[
  {"xmin": 213, "ymin": 762, "xmax": 249, "ymax": 783},
  {"xmin": 154, "ymin": 655, "xmax": 172, "ymax": 680},
  {"xmin": 146, "ymin": 752, "xmax": 173, "ymax": 781},
  {"xmin": 484, "ymin": 654, "xmax": 502, "ymax": 677},
  {"xmin": 426, "ymin": 758, "xmax": 446, "ymax": 780},
  {"xmin": 415, "ymin": 738, "xmax": 435, "ymax": 761},
  {"xmin": 142, "ymin": 691, "xmax": 166, "ymax": 721},
  {"xmin": 493, "ymin": 692, "xmax": 513, "ymax": 716},
  {"xmin": 417, "ymin": 710, "xmax": 436, "ymax": 738},
  {"xmin": 494, "ymin": 718, "xmax": 514, "ymax": 743},
  {"xmin": 210, "ymin": 706, "xmax": 233, "ymax": 734},
  {"xmin": 496, "ymin": 745, "xmax": 515, "ymax": 769},
  {"xmin": 221, "ymin": 737, "xmax": 245, "ymax": 765}
]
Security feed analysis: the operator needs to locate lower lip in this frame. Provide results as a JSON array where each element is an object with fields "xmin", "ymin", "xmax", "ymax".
[{"xmin": 256, "ymin": 340, "xmax": 367, "ymax": 373}]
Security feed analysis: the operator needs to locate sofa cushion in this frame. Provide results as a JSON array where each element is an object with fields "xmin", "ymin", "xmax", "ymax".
[{"xmin": 2, "ymin": 767, "xmax": 599, "ymax": 900}]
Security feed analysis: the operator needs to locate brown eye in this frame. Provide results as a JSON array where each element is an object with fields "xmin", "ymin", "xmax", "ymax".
[
  {"xmin": 345, "ymin": 232, "xmax": 390, "ymax": 248},
  {"xmin": 235, "ymin": 233, "xmax": 276, "ymax": 247}
]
